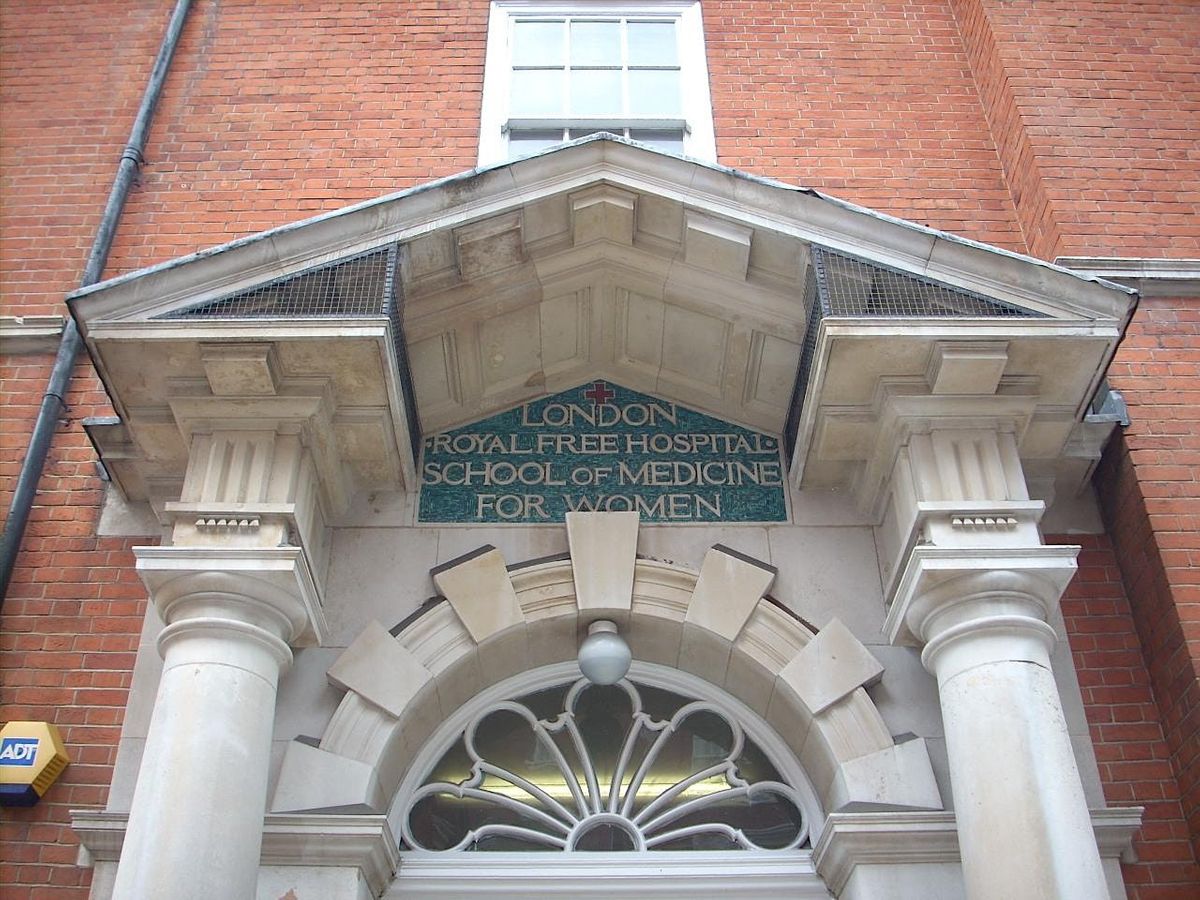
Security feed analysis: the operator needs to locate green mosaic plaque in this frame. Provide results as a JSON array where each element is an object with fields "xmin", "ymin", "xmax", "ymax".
[{"xmin": 419, "ymin": 381, "xmax": 787, "ymax": 524}]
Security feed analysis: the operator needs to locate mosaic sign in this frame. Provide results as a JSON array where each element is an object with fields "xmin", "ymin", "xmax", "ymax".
[{"xmin": 419, "ymin": 381, "xmax": 787, "ymax": 523}]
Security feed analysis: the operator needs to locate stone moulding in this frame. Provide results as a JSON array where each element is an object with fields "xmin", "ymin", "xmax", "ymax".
[
  {"xmin": 0, "ymin": 314, "xmax": 66, "ymax": 353},
  {"xmin": 393, "ymin": 850, "xmax": 833, "ymax": 897}
]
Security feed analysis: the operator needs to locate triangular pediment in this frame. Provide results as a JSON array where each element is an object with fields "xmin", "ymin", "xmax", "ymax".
[{"xmin": 69, "ymin": 136, "xmax": 1136, "ymax": 508}]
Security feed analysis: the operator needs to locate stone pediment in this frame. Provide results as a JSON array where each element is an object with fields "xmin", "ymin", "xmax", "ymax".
[{"xmin": 68, "ymin": 136, "xmax": 1136, "ymax": 513}]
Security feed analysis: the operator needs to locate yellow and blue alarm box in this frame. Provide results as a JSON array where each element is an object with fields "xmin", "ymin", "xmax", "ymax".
[{"xmin": 0, "ymin": 721, "xmax": 70, "ymax": 807}]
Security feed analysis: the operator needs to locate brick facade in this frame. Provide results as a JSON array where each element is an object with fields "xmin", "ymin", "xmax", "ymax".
[
  {"xmin": 1097, "ymin": 296, "xmax": 1200, "ymax": 869},
  {"xmin": 1058, "ymin": 533, "xmax": 1200, "ymax": 896},
  {"xmin": 2, "ymin": 1, "xmax": 1198, "ymax": 896}
]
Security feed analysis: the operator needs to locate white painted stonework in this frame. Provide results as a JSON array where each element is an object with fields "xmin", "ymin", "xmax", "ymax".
[
  {"xmin": 65, "ymin": 139, "xmax": 1143, "ymax": 899},
  {"xmin": 75, "ymin": 508, "xmax": 1139, "ymax": 899}
]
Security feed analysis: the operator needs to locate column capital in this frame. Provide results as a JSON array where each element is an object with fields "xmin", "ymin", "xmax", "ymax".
[
  {"xmin": 884, "ymin": 545, "xmax": 1078, "ymax": 650},
  {"xmin": 135, "ymin": 545, "xmax": 326, "ymax": 647}
]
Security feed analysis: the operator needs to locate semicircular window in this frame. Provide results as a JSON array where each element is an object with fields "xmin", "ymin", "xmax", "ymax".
[{"xmin": 402, "ymin": 678, "xmax": 809, "ymax": 852}]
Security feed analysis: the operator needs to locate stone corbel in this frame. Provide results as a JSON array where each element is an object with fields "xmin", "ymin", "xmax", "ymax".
[
  {"xmin": 168, "ymin": 386, "xmax": 349, "ymax": 514},
  {"xmin": 870, "ymin": 391, "xmax": 1046, "ymax": 599},
  {"xmin": 860, "ymin": 387, "xmax": 1037, "ymax": 518},
  {"xmin": 160, "ymin": 378, "xmax": 348, "ymax": 589}
]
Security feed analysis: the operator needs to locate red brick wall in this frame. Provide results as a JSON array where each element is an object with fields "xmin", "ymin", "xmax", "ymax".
[
  {"xmin": 1057, "ymin": 533, "xmax": 1200, "ymax": 897},
  {"xmin": 0, "ymin": 1, "xmax": 161, "ymax": 316},
  {"xmin": 1097, "ymin": 296, "xmax": 1200, "ymax": 866},
  {"xmin": 1, "ymin": 4, "xmax": 160, "ymax": 892},
  {"xmin": 0, "ymin": 355, "xmax": 150, "ymax": 899},
  {"xmin": 705, "ymin": 0, "xmax": 1028, "ymax": 252},
  {"xmin": 2, "ymin": 1, "xmax": 1199, "ymax": 896},
  {"xmin": 949, "ymin": 0, "xmax": 1200, "ymax": 261},
  {"xmin": 105, "ymin": 0, "xmax": 492, "ymax": 279}
]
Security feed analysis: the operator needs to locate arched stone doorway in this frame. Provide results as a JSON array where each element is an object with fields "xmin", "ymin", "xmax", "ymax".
[{"xmin": 271, "ymin": 513, "xmax": 942, "ymax": 896}]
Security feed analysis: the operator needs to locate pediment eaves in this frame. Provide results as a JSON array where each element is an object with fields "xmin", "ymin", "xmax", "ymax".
[{"xmin": 68, "ymin": 137, "xmax": 1134, "ymax": 330}]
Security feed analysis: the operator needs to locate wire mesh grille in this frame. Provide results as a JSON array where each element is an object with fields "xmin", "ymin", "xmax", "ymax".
[
  {"xmin": 382, "ymin": 245, "xmax": 424, "ymax": 462},
  {"xmin": 159, "ymin": 248, "xmax": 392, "ymax": 320},
  {"xmin": 784, "ymin": 260, "xmax": 823, "ymax": 463},
  {"xmin": 811, "ymin": 247, "xmax": 1043, "ymax": 319}
]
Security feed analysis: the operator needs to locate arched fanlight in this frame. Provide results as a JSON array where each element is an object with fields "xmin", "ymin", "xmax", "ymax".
[{"xmin": 401, "ymin": 677, "xmax": 809, "ymax": 853}]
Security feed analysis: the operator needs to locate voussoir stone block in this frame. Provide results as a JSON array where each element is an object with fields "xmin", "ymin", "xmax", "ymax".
[
  {"xmin": 271, "ymin": 739, "xmax": 384, "ymax": 813},
  {"xmin": 327, "ymin": 620, "xmax": 432, "ymax": 718},
  {"xmin": 780, "ymin": 617, "xmax": 884, "ymax": 715},
  {"xmin": 684, "ymin": 544, "xmax": 776, "ymax": 641},
  {"xmin": 826, "ymin": 736, "xmax": 943, "ymax": 813},
  {"xmin": 432, "ymin": 545, "xmax": 524, "ymax": 643},
  {"xmin": 566, "ymin": 511, "xmax": 639, "ymax": 614}
]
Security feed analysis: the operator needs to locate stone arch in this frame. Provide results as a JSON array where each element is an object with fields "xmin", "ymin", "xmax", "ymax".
[{"xmin": 270, "ymin": 514, "xmax": 943, "ymax": 842}]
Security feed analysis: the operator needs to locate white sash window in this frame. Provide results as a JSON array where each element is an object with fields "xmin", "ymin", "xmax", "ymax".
[{"xmin": 479, "ymin": 2, "xmax": 716, "ymax": 164}]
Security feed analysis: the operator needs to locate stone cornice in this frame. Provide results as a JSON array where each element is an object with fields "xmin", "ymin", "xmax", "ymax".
[
  {"xmin": 261, "ymin": 813, "xmax": 399, "ymax": 896},
  {"xmin": 0, "ymin": 314, "xmax": 66, "ymax": 354},
  {"xmin": 69, "ymin": 139, "xmax": 1133, "ymax": 327},
  {"xmin": 70, "ymin": 810, "xmax": 399, "ymax": 897},
  {"xmin": 812, "ymin": 807, "xmax": 1144, "ymax": 896},
  {"xmin": 1056, "ymin": 257, "xmax": 1200, "ymax": 298},
  {"xmin": 72, "ymin": 804, "xmax": 1140, "ymax": 898}
]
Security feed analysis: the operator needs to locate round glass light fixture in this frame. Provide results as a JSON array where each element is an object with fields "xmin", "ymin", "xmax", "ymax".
[{"xmin": 577, "ymin": 620, "xmax": 631, "ymax": 685}]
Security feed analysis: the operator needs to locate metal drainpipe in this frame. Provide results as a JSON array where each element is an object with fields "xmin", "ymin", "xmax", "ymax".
[{"xmin": 0, "ymin": 0, "xmax": 193, "ymax": 605}]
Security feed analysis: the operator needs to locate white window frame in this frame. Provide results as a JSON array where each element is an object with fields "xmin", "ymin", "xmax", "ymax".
[{"xmin": 479, "ymin": 1, "xmax": 717, "ymax": 165}]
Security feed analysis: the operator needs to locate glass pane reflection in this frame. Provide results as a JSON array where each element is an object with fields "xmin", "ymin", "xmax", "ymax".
[
  {"xmin": 511, "ymin": 69, "xmax": 563, "ymax": 116},
  {"xmin": 628, "ymin": 69, "xmax": 680, "ymax": 116},
  {"xmin": 570, "ymin": 69, "xmax": 622, "ymax": 115},
  {"xmin": 627, "ymin": 20, "xmax": 677, "ymax": 66},
  {"xmin": 513, "ymin": 20, "xmax": 564, "ymax": 66},
  {"xmin": 570, "ymin": 20, "xmax": 620, "ymax": 66},
  {"xmin": 628, "ymin": 129, "xmax": 685, "ymax": 153}
]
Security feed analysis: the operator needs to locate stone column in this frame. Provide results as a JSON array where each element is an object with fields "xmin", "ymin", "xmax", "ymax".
[
  {"xmin": 111, "ymin": 359, "xmax": 338, "ymax": 899},
  {"xmin": 890, "ymin": 557, "xmax": 1108, "ymax": 899},
  {"xmin": 879, "ymin": 416, "xmax": 1110, "ymax": 898},
  {"xmin": 111, "ymin": 554, "xmax": 321, "ymax": 900}
]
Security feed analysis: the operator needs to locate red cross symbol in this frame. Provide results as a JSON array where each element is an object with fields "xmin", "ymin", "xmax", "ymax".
[{"xmin": 583, "ymin": 380, "xmax": 615, "ymax": 405}]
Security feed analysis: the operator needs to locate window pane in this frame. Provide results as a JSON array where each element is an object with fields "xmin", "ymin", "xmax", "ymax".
[
  {"xmin": 629, "ymin": 129, "xmax": 685, "ymax": 154},
  {"xmin": 511, "ymin": 69, "xmax": 564, "ymax": 116},
  {"xmin": 570, "ymin": 20, "xmax": 619, "ymax": 66},
  {"xmin": 569, "ymin": 69, "xmax": 622, "ymax": 116},
  {"xmin": 627, "ymin": 69, "xmax": 680, "ymax": 116},
  {"xmin": 513, "ymin": 20, "xmax": 564, "ymax": 66},
  {"xmin": 627, "ymin": 21, "xmax": 677, "ymax": 66},
  {"xmin": 509, "ymin": 129, "xmax": 567, "ymax": 157}
]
